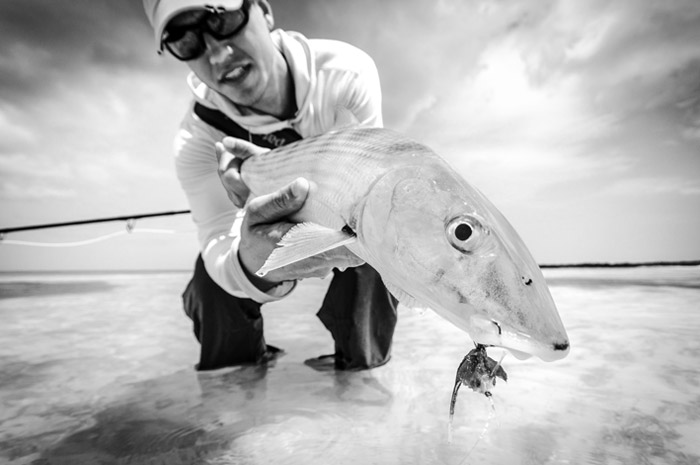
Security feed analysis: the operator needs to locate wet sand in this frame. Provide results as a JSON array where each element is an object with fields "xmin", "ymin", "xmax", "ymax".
[{"xmin": 1, "ymin": 267, "xmax": 699, "ymax": 464}]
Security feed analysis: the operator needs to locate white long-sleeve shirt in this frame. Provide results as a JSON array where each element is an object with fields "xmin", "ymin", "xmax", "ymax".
[{"xmin": 173, "ymin": 29, "xmax": 383, "ymax": 303}]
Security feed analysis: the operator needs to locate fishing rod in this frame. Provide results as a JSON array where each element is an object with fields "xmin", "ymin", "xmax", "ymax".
[{"xmin": 0, "ymin": 210, "xmax": 191, "ymax": 235}]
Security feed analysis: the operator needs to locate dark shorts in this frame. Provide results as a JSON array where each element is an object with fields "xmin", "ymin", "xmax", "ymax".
[{"xmin": 182, "ymin": 256, "xmax": 398, "ymax": 371}]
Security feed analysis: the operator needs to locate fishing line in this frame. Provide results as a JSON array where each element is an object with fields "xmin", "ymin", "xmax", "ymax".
[
  {"xmin": 449, "ymin": 351, "xmax": 508, "ymax": 464},
  {"xmin": 458, "ymin": 352, "xmax": 507, "ymax": 463},
  {"xmin": 456, "ymin": 397, "xmax": 497, "ymax": 465},
  {"xmin": 491, "ymin": 352, "xmax": 507, "ymax": 377},
  {"xmin": 0, "ymin": 228, "xmax": 194, "ymax": 248}
]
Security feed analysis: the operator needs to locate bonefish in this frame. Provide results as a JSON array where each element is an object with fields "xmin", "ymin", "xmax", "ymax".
[{"xmin": 240, "ymin": 127, "xmax": 569, "ymax": 362}]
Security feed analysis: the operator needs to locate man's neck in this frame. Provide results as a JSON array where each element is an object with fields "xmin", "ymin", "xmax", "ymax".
[{"xmin": 249, "ymin": 54, "xmax": 297, "ymax": 120}]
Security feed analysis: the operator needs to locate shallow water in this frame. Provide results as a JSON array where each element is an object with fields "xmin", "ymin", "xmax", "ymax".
[{"xmin": 1, "ymin": 267, "xmax": 699, "ymax": 465}]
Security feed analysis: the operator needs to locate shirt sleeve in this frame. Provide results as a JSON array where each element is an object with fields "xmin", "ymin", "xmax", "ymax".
[
  {"xmin": 174, "ymin": 106, "xmax": 297, "ymax": 303},
  {"xmin": 335, "ymin": 49, "xmax": 384, "ymax": 129}
]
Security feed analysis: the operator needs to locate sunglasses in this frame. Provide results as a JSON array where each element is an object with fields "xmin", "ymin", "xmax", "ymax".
[{"xmin": 161, "ymin": 1, "xmax": 251, "ymax": 61}]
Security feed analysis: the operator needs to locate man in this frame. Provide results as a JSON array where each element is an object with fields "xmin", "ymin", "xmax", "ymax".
[{"xmin": 143, "ymin": 0, "xmax": 398, "ymax": 371}]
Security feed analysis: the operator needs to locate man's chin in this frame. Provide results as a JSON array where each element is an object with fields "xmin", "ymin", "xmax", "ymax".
[{"xmin": 218, "ymin": 75, "xmax": 265, "ymax": 107}]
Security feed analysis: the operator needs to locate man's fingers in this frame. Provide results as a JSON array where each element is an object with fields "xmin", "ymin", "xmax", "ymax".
[
  {"xmin": 216, "ymin": 138, "xmax": 270, "ymax": 208},
  {"xmin": 221, "ymin": 136, "xmax": 269, "ymax": 160},
  {"xmin": 246, "ymin": 177, "xmax": 310, "ymax": 225},
  {"xmin": 216, "ymin": 142, "xmax": 249, "ymax": 207},
  {"xmin": 216, "ymin": 142, "xmax": 242, "ymax": 174}
]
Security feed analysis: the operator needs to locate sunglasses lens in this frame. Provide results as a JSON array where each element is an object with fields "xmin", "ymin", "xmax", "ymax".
[
  {"xmin": 207, "ymin": 10, "xmax": 247, "ymax": 38},
  {"xmin": 161, "ymin": 3, "xmax": 249, "ymax": 61},
  {"xmin": 164, "ymin": 29, "xmax": 203, "ymax": 61}
]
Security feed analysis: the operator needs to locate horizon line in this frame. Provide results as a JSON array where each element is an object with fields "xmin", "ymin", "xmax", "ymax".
[{"xmin": 1, "ymin": 259, "xmax": 699, "ymax": 274}]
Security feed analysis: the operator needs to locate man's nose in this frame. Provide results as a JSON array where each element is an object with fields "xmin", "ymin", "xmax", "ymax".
[{"xmin": 202, "ymin": 33, "xmax": 233, "ymax": 64}]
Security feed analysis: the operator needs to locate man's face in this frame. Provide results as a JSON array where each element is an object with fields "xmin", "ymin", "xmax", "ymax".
[{"xmin": 167, "ymin": 2, "xmax": 279, "ymax": 108}]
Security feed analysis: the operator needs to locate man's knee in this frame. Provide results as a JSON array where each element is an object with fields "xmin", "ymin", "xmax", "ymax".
[
  {"xmin": 317, "ymin": 265, "xmax": 398, "ymax": 370},
  {"xmin": 182, "ymin": 255, "xmax": 268, "ymax": 370}
]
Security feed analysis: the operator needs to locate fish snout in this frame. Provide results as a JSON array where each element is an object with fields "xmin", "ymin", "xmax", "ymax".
[
  {"xmin": 537, "ymin": 339, "xmax": 570, "ymax": 361},
  {"xmin": 553, "ymin": 341, "xmax": 570, "ymax": 351},
  {"xmin": 469, "ymin": 314, "xmax": 570, "ymax": 362}
]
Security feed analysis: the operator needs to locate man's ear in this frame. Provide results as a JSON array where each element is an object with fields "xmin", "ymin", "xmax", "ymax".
[{"xmin": 257, "ymin": 0, "xmax": 275, "ymax": 30}]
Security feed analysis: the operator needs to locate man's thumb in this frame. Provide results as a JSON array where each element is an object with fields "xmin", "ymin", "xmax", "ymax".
[{"xmin": 246, "ymin": 177, "xmax": 310, "ymax": 224}]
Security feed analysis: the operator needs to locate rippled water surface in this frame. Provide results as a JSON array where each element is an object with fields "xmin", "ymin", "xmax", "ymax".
[{"xmin": 1, "ymin": 267, "xmax": 699, "ymax": 464}]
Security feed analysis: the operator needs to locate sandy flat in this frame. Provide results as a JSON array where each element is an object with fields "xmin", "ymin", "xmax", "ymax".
[{"xmin": 0, "ymin": 267, "xmax": 698, "ymax": 464}]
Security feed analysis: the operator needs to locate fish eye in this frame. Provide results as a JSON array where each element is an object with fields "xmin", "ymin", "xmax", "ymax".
[
  {"xmin": 446, "ymin": 215, "xmax": 484, "ymax": 253},
  {"xmin": 455, "ymin": 223, "xmax": 472, "ymax": 241}
]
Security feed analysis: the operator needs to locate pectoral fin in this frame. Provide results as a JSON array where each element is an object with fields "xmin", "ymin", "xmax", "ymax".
[{"xmin": 256, "ymin": 222, "xmax": 357, "ymax": 276}]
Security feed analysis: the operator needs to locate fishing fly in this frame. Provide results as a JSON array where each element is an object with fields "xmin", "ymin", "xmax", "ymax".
[{"xmin": 449, "ymin": 343, "xmax": 507, "ymax": 420}]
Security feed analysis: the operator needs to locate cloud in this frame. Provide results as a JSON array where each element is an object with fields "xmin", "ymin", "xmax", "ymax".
[
  {"xmin": 603, "ymin": 176, "xmax": 700, "ymax": 197},
  {"xmin": 272, "ymin": 0, "xmax": 700, "ymax": 229},
  {"xmin": 0, "ymin": 108, "xmax": 34, "ymax": 150},
  {"xmin": 272, "ymin": 0, "xmax": 547, "ymax": 126},
  {"xmin": 0, "ymin": 144, "xmax": 175, "ymax": 201},
  {"xmin": 0, "ymin": 152, "xmax": 77, "ymax": 200},
  {"xmin": 0, "ymin": 0, "xmax": 156, "ymax": 107},
  {"xmin": 362, "ymin": 0, "xmax": 700, "ymax": 141},
  {"xmin": 0, "ymin": 0, "xmax": 190, "ymax": 210},
  {"xmin": 526, "ymin": 0, "xmax": 700, "ymax": 134},
  {"xmin": 0, "ymin": 65, "xmax": 189, "ymax": 220},
  {"xmin": 1, "ymin": 0, "xmax": 699, "ymax": 266},
  {"xmin": 348, "ymin": 0, "xmax": 700, "ymax": 212}
]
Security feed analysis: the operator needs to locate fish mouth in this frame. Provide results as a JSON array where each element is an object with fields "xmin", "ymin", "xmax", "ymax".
[
  {"xmin": 478, "ymin": 334, "xmax": 570, "ymax": 362},
  {"xmin": 470, "ymin": 316, "xmax": 570, "ymax": 362}
]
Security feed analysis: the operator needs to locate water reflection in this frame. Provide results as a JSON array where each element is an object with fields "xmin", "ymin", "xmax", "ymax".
[
  {"xmin": 0, "ymin": 280, "xmax": 116, "ymax": 299},
  {"xmin": 1, "ymin": 269, "xmax": 699, "ymax": 464}
]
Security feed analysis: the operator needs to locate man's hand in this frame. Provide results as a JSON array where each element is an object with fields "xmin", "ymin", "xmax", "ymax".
[
  {"xmin": 216, "ymin": 141, "xmax": 365, "ymax": 291},
  {"xmin": 216, "ymin": 137, "xmax": 267, "ymax": 208},
  {"xmin": 238, "ymin": 178, "xmax": 365, "ymax": 291}
]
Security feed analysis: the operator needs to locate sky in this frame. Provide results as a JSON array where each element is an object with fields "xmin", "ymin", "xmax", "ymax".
[{"xmin": 1, "ymin": 0, "xmax": 699, "ymax": 271}]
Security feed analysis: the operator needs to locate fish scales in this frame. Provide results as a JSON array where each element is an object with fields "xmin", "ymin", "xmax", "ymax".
[
  {"xmin": 241, "ymin": 128, "xmax": 426, "ymax": 231},
  {"xmin": 239, "ymin": 127, "xmax": 570, "ymax": 362}
]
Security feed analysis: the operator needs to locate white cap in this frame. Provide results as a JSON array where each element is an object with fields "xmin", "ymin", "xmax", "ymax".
[{"xmin": 143, "ymin": 0, "xmax": 244, "ymax": 51}]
